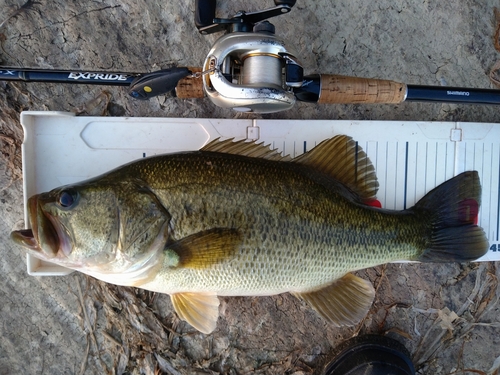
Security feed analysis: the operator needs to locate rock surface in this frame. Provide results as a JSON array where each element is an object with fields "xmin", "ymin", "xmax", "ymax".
[{"xmin": 1, "ymin": 1, "xmax": 500, "ymax": 374}]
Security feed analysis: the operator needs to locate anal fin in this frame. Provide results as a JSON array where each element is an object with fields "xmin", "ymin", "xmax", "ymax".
[
  {"xmin": 170, "ymin": 292, "xmax": 220, "ymax": 334},
  {"xmin": 293, "ymin": 273, "xmax": 375, "ymax": 327}
]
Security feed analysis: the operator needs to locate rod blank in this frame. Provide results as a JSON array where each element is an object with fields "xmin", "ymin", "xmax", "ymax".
[
  {"xmin": 0, "ymin": 68, "xmax": 137, "ymax": 85},
  {"xmin": 405, "ymin": 85, "xmax": 500, "ymax": 105}
]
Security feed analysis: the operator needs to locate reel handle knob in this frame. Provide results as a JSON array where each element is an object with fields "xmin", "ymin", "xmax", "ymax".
[
  {"xmin": 274, "ymin": 0, "xmax": 297, "ymax": 5},
  {"xmin": 195, "ymin": 0, "xmax": 217, "ymax": 31}
]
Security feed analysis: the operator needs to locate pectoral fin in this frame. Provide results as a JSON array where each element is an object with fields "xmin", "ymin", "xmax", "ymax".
[
  {"xmin": 170, "ymin": 292, "xmax": 220, "ymax": 334},
  {"xmin": 165, "ymin": 228, "xmax": 241, "ymax": 269},
  {"xmin": 293, "ymin": 273, "xmax": 375, "ymax": 327}
]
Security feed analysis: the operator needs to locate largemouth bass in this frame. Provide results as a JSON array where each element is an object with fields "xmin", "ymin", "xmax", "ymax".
[{"xmin": 11, "ymin": 135, "xmax": 488, "ymax": 333}]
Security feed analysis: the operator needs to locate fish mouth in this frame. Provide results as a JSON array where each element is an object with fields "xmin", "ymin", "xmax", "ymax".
[
  {"xmin": 10, "ymin": 228, "xmax": 38, "ymax": 250},
  {"xmin": 10, "ymin": 195, "xmax": 61, "ymax": 258}
]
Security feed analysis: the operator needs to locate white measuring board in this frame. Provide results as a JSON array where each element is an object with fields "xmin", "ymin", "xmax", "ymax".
[{"xmin": 19, "ymin": 112, "xmax": 500, "ymax": 276}]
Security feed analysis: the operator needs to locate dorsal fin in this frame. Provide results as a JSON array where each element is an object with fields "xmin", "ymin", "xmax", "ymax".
[
  {"xmin": 293, "ymin": 135, "xmax": 379, "ymax": 200},
  {"xmin": 201, "ymin": 138, "xmax": 292, "ymax": 161}
]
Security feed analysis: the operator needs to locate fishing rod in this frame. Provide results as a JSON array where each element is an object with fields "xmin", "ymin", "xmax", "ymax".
[{"xmin": 2, "ymin": 0, "xmax": 500, "ymax": 113}]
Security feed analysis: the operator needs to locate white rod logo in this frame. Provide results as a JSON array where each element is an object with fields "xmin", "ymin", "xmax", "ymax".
[
  {"xmin": 447, "ymin": 90, "xmax": 470, "ymax": 96},
  {"xmin": 68, "ymin": 72, "xmax": 129, "ymax": 81}
]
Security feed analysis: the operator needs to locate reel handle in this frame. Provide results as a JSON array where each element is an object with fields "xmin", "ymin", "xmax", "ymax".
[{"xmin": 195, "ymin": 0, "xmax": 295, "ymax": 34}]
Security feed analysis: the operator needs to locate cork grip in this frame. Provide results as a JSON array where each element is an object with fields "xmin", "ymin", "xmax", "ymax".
[
  {"xmin": 175, "ymin": 67, "xmax": 205, "ymax": 99},
  {"xmin": 318, "ymin": 75, "xmax": 407, "ymax": 104}
]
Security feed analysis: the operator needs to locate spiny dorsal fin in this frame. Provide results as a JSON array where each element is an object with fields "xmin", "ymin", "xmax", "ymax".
[
  {"xmin": 201, "ymin": 138, "xmax": 292, "ymax": 161},
  {"xmin": 165, "ymin": 228, "xmax": 242, "ymax": 269},
  {"xmin": 170, "ymin": 292, "xmax": 220, "ymax": 334},
  {"xmin": 293, "ymin": 135, "xmax": 379, "ymax": 200},
  {"xmin": 293, "ymin": 273, "xmax": 375, "ymax": 327}
]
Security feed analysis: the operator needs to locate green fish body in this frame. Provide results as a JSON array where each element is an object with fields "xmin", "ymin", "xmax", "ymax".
[{"xmin": 11, "ymin": 136, "xmax": 488, "ymax": 333}]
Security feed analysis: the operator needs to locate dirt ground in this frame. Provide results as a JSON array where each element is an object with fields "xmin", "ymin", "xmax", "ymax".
[{"xmin": 1, "ymin": 1, "xmax": 500, "ymax": 374}]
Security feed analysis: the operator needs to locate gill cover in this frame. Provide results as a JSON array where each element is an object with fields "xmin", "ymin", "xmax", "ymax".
[
  {"xmin": 72, "ymin": 180, "xmax": 172, "ymax": 286},
  {"xmin": 19, "ymin": 178, "xmax": 171, "ymax": 286}
]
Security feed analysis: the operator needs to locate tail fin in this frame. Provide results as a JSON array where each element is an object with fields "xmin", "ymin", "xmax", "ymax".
[{"xmin": 412, "ymin": 171, "xmax": 488, "ymax": 262}]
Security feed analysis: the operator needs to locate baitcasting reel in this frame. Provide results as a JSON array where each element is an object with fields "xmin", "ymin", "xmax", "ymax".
[
  {"xmin": 172, "ymin": 0, "xmax": 500, "ymax": 112},
  {"xmin": 195, "ymin": 0, "xmax": 303, "ymax": 113}
]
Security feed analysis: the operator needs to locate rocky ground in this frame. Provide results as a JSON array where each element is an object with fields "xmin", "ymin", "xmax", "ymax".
[{"xmin": 1, "ymin": 1, "xmax": 500, "ymax": 374}]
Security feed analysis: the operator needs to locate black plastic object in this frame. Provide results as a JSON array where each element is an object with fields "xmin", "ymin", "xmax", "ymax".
[
  {"xmin": 128, "ymin": 67, "xmax": 191, "ymax": 100},
  {"xmin": 406, "ymin": 84, "xmax": 500, "ymax": 105},
  {"xmin": 323, "ymin": 335, "xmax": 415, "ymax": 375},
  {"xmin": 253, "ymin": 20, "xmax": 276, "ymax": 34},
  {"xmin": 284, "ymin": 59, "xmax": 304, "ymax": 87},
  {"xmin": 293, "ymin": 74, "xmax": 321, "ymax": 102}
]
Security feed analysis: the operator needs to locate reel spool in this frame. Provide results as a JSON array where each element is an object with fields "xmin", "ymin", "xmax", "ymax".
[{"xmin": 201, "ymin": 28, "xmax": 303, "ymax": 113}]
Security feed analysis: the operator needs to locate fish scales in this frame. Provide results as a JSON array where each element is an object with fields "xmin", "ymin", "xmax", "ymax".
[
  {"xmin": 11, "ymin": 136, "xmax": 488, "ymax": 333},
  {"xmin": 114, "ymin": 151, "xmax": 427, "ymax": 296}
]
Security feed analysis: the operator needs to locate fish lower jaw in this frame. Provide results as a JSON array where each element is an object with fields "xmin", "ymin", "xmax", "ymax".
[{"xmin": 10, "ymin": 229, "xmax": 40, "ymax": 251}]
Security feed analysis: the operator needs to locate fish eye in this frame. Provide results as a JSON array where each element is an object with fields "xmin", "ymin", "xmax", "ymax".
[{"xmin": 58, "ymin": 189, "xmax": 78, "ymax": 208}]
